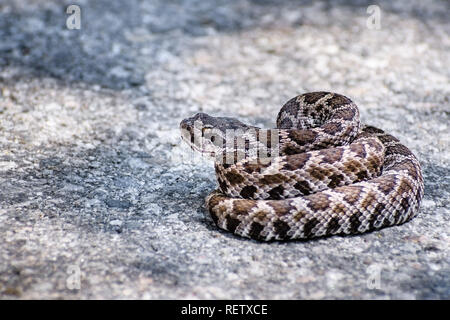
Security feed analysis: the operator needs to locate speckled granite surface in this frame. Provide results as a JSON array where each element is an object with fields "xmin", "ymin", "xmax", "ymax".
[{"xmin": 0, "ymin": 0, "xmax": 448, "ymax": 299}]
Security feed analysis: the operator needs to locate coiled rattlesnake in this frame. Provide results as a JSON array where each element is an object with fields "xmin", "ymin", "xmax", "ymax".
[{"xmin": 180, "ymin": 92, "xmax": 424, "ymax": 241}]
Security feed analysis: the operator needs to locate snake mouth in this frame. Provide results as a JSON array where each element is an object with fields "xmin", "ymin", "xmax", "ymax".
[{"xmin": 180, "ymin": 134, "xmax": 216, "ymax": 157}]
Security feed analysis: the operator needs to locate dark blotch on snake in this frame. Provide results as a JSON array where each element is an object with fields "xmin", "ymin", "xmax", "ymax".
[
  {"xmin": 328, "ymin": 173, "xmax": 344, "ymax": 188},
  {"xmin": 209, "ymin": 209, "xmax": 219, "ymax": 225},
  {"xmin": 326, "ymin": 217, "xmax": 341, "ymax": 235},
  {"xmin": 278, "ymin": 118, "xmax": 293, "ymax": 129},
  {"xmin": 260, "ymin": 174, "xmax": 287, "ymax": 185},
  {"xmin": 224, "ymin": 170, "xmax": 245, "ymax": 185},
  {"xmin": 282, "ymin": 144, "xmax": 302, "ymax": 155},
  {"xmin": 303, "ymin": 218, "xmax": 320, "ymax": 238},
  {"xmin": 240, "ymin": 185, "xmax": 257, "ymax": 198},
  {"xmin": 369, "ymin": 203, "xmax": 385, "ymax": 228},
  {"xmin": 233, "ymin": 201, "xmax": 255, "ymax": 216},
  {"xmin": 226, "ymin": 216, "xmax": 241, "ymax": 233},
  {"xmin": 322, "ymin": 122, "xmax": 342, "ymax": 135},
  {"xmin": 274, "ymin": 220, "xmax": 290, "ymax": 239},
  {"xmin": 218, "ymin": 178, "xmax": 228, "ymax": 193},
  {"xmin": 282, "ymin": 153, "xmax": 310, "ymax": 171},
  {"xmin": 303, "ymin": 91, "xmax": 329, "ymax": 104},
  {"xmin": 356, "ymin": 170, "xmax": 369, "ymax": 181},
  {"xmin": 293, "ymin": 180, "xmax": 313, "ymax": 195},
  {"xmin": 319, "ymin": 148, "xmax": 344, "ymax": 164},
  {"xmin": 349, "ymin": 211, "xmax": 362, "ymax": 234},
  {"xmin": 327, "ymin": 94, "xmax": 352, "ymax": 108},
  {"xmin": 396, "ymin": 198, "xmax": 410, "ymax": 223},
  {"xmin": 268, "ymin": 185, "xmax": 285, "ymax": 200},
  {"xmin": 288, "ymin": 130, "xmax": 318, "ymax": 147},
  {"xmin": 385, "ymin": 144, "xmax": 412, "ymax": 157},
  {"xmin": 333, "ymin": 108, "xmax": 356, "ymax": 121},
  {"xmin": 242, "ymin": 159, "xmax": 271, "ymax": 174},
  {"xmin": 363, "ymin": 125, "xmax": 384, "ymax": 134},
  {"xmin": 378, "ymin": 134, "xmax": 399, "ymax": 144},
  {"xmin": 249, "ymin": 222, "xmax": 264, "ymax": 240},
  {"xmin": 349, "ymin": 143, "xmax": 366, "ymax": 158},
  {"xmin": 377, "ymin": 175, "xmax": 397, "ymax": 195}
]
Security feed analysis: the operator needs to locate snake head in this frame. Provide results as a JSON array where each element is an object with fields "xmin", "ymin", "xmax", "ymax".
[{"xmin": 180, "ymin": 113, "xmax": 226, "ymax": 157}]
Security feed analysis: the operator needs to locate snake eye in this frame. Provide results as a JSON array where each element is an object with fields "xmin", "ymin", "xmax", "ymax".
[{"xmin": 211, "ymin": 136, "xmax": 215, "ymax": 142}]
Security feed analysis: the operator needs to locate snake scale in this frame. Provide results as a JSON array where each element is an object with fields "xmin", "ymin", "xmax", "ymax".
[{"xmin": 180, "ymin": 92, "xmax": 424, "ymax": 241}]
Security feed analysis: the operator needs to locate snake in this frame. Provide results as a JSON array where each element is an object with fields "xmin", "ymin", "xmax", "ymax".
[{"xmin": 180, "ymin": 92, "xmax": 424, "ymax": 241}]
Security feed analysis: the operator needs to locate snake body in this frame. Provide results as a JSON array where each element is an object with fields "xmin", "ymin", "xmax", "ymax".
[{"xmin": 180, "ymin": 92, "xmax": 424, "ymax": 241}]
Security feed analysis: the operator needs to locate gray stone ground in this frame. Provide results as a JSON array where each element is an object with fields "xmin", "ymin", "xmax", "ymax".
[{"xmin": 0, "ymin": 0, "xmax": 448, "ymax": 299}]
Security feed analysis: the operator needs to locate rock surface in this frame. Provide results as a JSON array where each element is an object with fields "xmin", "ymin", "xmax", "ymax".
[{"xmin": 0, "ymin": 0, "xmax": 448, "ymax": 299}]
